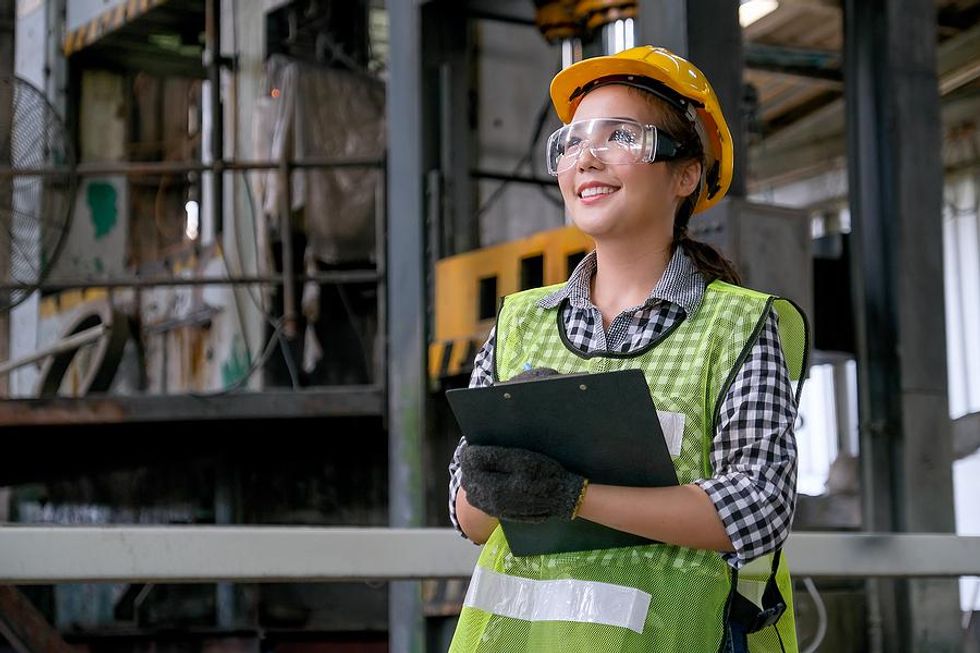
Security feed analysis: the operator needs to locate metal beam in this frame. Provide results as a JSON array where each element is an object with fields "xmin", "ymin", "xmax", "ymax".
[
  {"xmin": 748, "ymin": 17, "xmax": 980, "ymax": 188},
  {"xmin": 744, "ymin": 43, "xmax": 843, "ymax": 82},
  {"xmin": 844, "ymin": 1, "xmax": 960, "ymax": 651},
  {"xmin": 0, "ymin": 388, "xmax": 384, "ymax": 426},
  {"xmin": 0, "ymin": 586, "xmax": 77, "ymax": 653},
  {"xmin": 0, "ymin": 529, "xmax": 979, "ymax": 584},
  {"xmin": 386, "ymin": 0, "xmax": 427, "ymax": 651}
]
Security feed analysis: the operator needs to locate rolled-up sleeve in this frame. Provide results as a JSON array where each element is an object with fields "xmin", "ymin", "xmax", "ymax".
[{"xmin": 693, "ymin": 312, "xmax": 798, "ymax": 569}]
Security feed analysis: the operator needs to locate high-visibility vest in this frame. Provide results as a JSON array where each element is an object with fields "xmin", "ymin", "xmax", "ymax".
[{"xmin": 450, "ymin": 280, "xmax": 809, "ymax": 653}]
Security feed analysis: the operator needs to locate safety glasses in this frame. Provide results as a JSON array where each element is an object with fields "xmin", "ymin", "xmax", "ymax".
[{"xmin": 545, "ymin": 118, "xmax": 683, "ymax": 176}]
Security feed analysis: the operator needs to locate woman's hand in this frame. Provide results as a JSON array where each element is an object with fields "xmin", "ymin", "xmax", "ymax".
[{"xmin": 459, "ymin": 445, "xmax": 587, "ymax": 522}]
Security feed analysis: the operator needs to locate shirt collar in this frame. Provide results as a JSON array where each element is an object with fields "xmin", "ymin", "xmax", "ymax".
[{"xmin": 536, "ymin": 246, "xmax": 705, "ymax": 317}]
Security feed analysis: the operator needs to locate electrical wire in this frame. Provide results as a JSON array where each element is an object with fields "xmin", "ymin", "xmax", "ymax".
[
  {"xmin": 189, "ymin": 317, "xmax": 286, "ymax": 397},
  {"xmin": 800, "ymin": 577, "xmax": 828, "ymax": 653},
  {"xmin": 472, "ymin": 92, "xmax": 562, "ymax": 223}
]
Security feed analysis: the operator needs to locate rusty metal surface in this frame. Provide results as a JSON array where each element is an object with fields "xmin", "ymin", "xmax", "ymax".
[{"xmin": 0, "ymin": 387, "xmax": 383, "ymax": 426}]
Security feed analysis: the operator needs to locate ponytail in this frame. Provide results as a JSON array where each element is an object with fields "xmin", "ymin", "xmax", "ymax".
[
  {"xmin": 626, "ymin": 85, "xmax": 743, "ymax": 286},
  {"xmin": 672, "ymin": 196, "xmax": 742, "ymax": 286},
  {"xmin": 676, "ymin": 233, "xmax": 742, "ymax": 285}
]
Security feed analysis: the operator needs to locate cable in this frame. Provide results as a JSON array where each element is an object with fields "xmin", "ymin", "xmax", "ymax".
[
  {"xmin": 276, "ymin": 324, "xmax": 301, "ymax": 388},
  {"xmin": 335, "ymin": 283, "xmax": 374, "ymax": 380},
  {"xmin": 472, "ymin": 92, "xmax": 561, "ymax": 223},
  {"xmin": 189, "ymin": 317, "xmax": 286, "ymax": 397},
  {"xmin": 800, "ymin": 577, "xmax": 828, "ymax": 653}
]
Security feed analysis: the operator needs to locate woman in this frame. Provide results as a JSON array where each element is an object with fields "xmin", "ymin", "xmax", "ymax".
[{"xmin": 448, "ymin": 46, "xmax": 809, "ymax": 653}]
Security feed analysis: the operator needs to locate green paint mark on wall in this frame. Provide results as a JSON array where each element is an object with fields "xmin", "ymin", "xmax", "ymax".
[
  {"xmin": 221, "ymin": 336, "xmax": 251, "ymax": 388},
  {"xmin": 94, "ymin": 257, "xmax": 104, "ymax": 274},
  {"xmin": 86, "ymin": 182, "xmax": 117, "ymax": 239}
]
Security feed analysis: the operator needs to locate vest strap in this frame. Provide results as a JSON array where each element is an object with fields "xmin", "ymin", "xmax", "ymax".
[{"xmin": 729, "ymin": 550, "xmax": 786, "ymax": 633}]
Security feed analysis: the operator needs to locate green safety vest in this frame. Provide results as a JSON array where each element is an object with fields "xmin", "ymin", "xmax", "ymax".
[{"xmin": 450, "ymin": 279, "xmax": 809, "ymax": 653}]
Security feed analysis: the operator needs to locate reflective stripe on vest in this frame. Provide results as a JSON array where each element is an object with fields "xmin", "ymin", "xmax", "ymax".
[{"xmin": 464, "ymin": 566, "xmax": 651, "ymax": 634}]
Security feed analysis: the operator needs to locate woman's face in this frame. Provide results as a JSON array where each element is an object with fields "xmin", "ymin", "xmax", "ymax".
[{"xmin": 557, "ymin": 85, "xmax": 697, "ymax": 244}]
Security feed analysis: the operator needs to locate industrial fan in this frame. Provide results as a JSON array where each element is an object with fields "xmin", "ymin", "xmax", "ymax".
[{"xmin": 0, "ymin": 76, "xmax": 75, "ymax": 312}]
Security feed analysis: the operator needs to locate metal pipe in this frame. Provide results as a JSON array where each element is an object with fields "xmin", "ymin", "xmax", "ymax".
[
  {"xmin": 374, "ymin": 176, "xmax": 387, "ymax": 391},
  {"xmin": 560, "ymin": 37, "xmax": 583, "ymax": 69},
  {"xmin": 598, "ymin": 17, "xmax": 635, "ymax": 55},
  {"xmin": 205, "ymin": 0, "xmax": 224, "ymax": 237},
  {"xmin": 0, "ymin": 271, "xmax": 380, "ymax": 292},
  {"xmin": 0, "ymin": 157, "xmax": 386, "ymax": 178},
  {"xmin": 0, "ymin": 0, "xmax": 13, "ymax": 397},
  {"xmin": 0, "ymin": 324, "xmax": 108, "ymax": 376},
  {"xmin": 278, "ymin": 152, "xmax": 297, "ymax": 339}
]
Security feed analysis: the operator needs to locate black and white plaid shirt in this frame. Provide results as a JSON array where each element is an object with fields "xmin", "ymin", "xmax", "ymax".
[{"xmin": 448, "ymin": 247, "xmax": 798, "ymax": 569}]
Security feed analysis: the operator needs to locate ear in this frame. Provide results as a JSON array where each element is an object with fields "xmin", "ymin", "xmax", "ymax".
[{"xmin": 675, "ymin": 160, "xmax": 702, "ymax": 199}]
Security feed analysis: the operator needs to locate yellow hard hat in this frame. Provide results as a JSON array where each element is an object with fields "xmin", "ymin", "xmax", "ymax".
[{"xmin": 550, "ymin": 45, "xmax": 733, "ymax": 213}]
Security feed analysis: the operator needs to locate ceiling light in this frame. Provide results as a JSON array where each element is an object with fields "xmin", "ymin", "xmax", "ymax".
[{"xmin": 740, "ymin": 0, "xmax": 779, "ymax": 27}]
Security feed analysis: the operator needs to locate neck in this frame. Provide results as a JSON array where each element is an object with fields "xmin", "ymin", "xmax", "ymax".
[{"xmin": 591, "ymin": 235, "xmax": 673, "ymax": 324}]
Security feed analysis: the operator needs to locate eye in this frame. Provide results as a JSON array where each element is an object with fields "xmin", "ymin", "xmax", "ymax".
[
  {"xmin": 608, "ymin": 128, "xmax": 637, "ymax": 145},
  {"xmin": 562, "ymin": 136, "xmax": 583, "ymax": 156}
]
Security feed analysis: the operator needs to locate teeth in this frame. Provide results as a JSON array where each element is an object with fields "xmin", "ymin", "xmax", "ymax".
[{"xmin": 580, "ymin": 186, "xmax": 617, "ymax": 198}]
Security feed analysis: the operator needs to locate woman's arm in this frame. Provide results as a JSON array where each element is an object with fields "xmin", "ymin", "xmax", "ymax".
[
  {"xmin": 583, "ymin": 312, "xmax": 797, "ymax": 562},
  {"xmin": 576, "ymin": 483, "xmax": 734, "ymax": 552}
]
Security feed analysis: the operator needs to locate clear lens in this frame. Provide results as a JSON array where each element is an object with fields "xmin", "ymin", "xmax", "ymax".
[{"xmin": 546, "ymin": 118, "xmax": 650, "ymax": 175}]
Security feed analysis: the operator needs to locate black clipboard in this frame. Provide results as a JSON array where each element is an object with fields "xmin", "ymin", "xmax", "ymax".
[{"xmin": 446, "ymin": 368, "xmax": 679, "ymax": 556}]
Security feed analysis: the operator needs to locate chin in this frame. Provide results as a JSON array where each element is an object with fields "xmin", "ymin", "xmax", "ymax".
[{"xmin": 570, "ymin": 208, "xmax": 623, "ymax": 239}]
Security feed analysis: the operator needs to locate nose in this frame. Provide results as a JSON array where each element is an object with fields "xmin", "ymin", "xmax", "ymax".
[{"xmin": 576, "ymin": 141, "xmax": 604, "ymax": 171}]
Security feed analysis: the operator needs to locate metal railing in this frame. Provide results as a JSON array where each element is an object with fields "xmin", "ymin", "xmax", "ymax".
[
  {"xmin": 0, "ymin": 528, "xmax": 978, "ymax": 583},
  {"xmin": 0, "ymin": 155, "xmax": 389, "ymax": 395}
]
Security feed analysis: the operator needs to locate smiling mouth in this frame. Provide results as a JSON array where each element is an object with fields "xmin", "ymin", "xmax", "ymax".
[{"xmin": 578, "ymin": 185, "xmax": 620, "ymax": 200}]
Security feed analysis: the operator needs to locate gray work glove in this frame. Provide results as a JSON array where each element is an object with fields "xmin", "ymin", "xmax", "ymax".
[{"xmin": 459, "ymin": 444, "xmax": 587, "ymax": 523}]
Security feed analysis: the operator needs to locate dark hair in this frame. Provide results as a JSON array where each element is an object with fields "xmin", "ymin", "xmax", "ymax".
[{"xmin": 626, "ymin": 87, "xmax": 742, "ymax": 286}]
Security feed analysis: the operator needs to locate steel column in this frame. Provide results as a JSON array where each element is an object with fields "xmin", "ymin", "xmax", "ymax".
[
  {"xmin": 0, "ymin": 0, "xmax": 13, "ymax": 396},
  {"xmin": 686, "ymin": 0, "xmax": 746, "ymax": 197},
  {"xmin": 844, "ymin": 0, "xmax": 960, "ymax": 651},
  {"xmin": 635, "ymin": 0, "xmax": 746, "ymax": 196},
  {"xmin": 386, "ymin": 0, "xmax": 427, "ymax": 651},
  {"xmin": 436, "ymin": 5, "xmax": 476, "ymax": 256},
  {"xmin": 634, "ymin": 0, "xmax": 687, "ymax": 58}
]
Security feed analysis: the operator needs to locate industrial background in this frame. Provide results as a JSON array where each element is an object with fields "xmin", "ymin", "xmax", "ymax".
[{"xmin": 0, "ymin": 0, "xmax": 979, "ymax": 651}]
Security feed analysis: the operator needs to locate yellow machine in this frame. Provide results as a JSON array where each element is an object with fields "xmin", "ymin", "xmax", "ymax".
[{"xmin": 429, "ymin": 225, "xmax": 593, "ymax": 382}]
